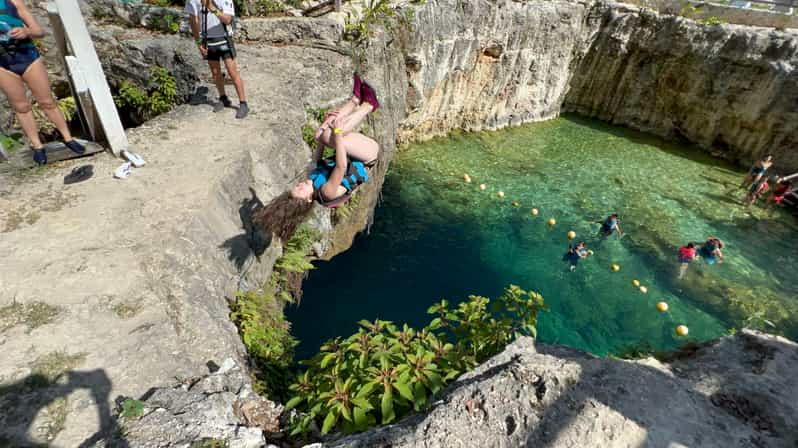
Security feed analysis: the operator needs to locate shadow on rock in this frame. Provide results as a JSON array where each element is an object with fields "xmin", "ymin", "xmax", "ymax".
[
  {"xmin": 220, "ymin": 188, "xmax": 271, "ymax": 271},
  {"xmin": 0, "ymin": 369, "xmax": 125, "ymax": 447}
]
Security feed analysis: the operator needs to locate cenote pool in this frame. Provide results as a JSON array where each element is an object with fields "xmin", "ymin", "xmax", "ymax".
[{"xmin": 287, "ymin": 115, "xmax": 798, "ymax": 360}]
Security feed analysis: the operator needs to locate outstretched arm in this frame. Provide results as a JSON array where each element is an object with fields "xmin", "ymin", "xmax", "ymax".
[{"xmin": 319, "ymin": 129, "xmax": 348, "ymax": 200}]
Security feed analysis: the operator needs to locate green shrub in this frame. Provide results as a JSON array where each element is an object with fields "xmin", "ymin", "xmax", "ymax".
[
  {"xmin": 114, "ymin": 67, "xmax": 178, "ymax": 122},
  {"xmin": 255, "ymin": 0, "xmax": 285, "ymax": 15},
  {"xmin": 231, "ymin": 287, "xmax": 297, "ymax": 369},
  {"xmin": 700, "ymin": 16, "xmax": 725, "ymax": 26},
  {"xmin": 148, "ymin": 12, "xmax": 181, "ymax": 34},
  {"xmin": 230, "ymin": 226, "xmax": 318, "ymax": 398},
  {"xmin": 120, "ymin": 399, "xmax": 145, "ymax": 419},
  {"xmin": 285, "ymin": 285, "xmax": 547, "ymax": 436},
  {"xmin": 302, "ymin": 107, "xmax": 330, "ymax": 149}
]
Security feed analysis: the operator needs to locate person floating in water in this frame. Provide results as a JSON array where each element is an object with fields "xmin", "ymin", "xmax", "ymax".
[
  {"xmin": 739, "ymin": 155, "xmax": 773, "ymax": 189},
  {"xmin": 766, "ymin": 178, "xmax": 794, "ymax": 214},
  {"xmin": 746, "ymin": 175, "xmax": 771, "ymax": 205},
  {"xmin": 563, "ymin": 241, "xmax": 589, "ymax": 271},
  {"xmin": 697, "ymin": 237, "xmax": 724, "ymax": 265},
  {"xmin": 254, "ymin": 74, "xmax": 379, "ymax": 242},
  {"xmin": 677, "ymin": 242, "xmax": 697, "ymax": 279},
  {"xmin": 597, "ymin": 214, "xmax": 622, "ymax": 239}
]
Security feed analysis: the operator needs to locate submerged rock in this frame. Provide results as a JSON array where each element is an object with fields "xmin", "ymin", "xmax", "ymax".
[{"xmin": 328, "ymin": 330, "xmax": 798, "ymax": 448}]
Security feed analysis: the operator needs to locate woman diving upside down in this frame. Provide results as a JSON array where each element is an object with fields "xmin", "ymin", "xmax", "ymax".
[{"xmin": 254, "ymin": 73, "xmax": 380, "ymax": 241}]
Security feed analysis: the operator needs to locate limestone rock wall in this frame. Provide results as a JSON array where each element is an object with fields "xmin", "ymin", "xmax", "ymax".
[
  {"xmin": 398, "ymin": 0, "xmax": 595, "ymax": 142},
  {"xmin": 564, "ymin": 2, "xmax": 798, "ymax": 171}
]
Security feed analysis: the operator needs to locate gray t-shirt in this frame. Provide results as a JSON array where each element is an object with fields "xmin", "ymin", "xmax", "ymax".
[{"xmin": 185, "ymin": 0, "xmax": 235, "ymax": 39}]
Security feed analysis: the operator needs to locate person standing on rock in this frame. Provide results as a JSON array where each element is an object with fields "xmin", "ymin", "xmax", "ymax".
[
  {"xmin": 0, "ymin": 0, "xmax": 85, "ymax": 165},
  {"xmin": 739, "ymin": 155, "xmax": 773, "ymax": 189},
  {"xmin": 186, "ymin": 0, "xmax": 248, "ymax": 119}
]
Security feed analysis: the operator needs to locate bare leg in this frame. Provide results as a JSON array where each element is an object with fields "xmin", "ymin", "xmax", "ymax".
[
  {"xmin": 317, "ymin": 130, "xmax": 378, "ymax": 163},
  {"xmin": 678, "ymin": 263, "xmax": 688, "ymax": 279},
  {"xmin": 207, "ymin": 60, "xmax": 226, "ymax": 98},
  {"xmin": 335, "ymin": 103, "xmax": 373, "ymax": 134},
  {"xmin": 222, "ymin": 57, "xmax": 246, "ymax": 102},
  {"xmin": 22, "ymin": 59, "xmax": 73, "ymax": 142},
  {"xmin": 0, "ymin": 67, "xmax": 43, "ymax": 148}
]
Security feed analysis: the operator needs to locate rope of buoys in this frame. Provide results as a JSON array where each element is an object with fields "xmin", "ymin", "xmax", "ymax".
[{"xmin": 455, "ymin": 173, "xmax": 692, "ymax": 340}]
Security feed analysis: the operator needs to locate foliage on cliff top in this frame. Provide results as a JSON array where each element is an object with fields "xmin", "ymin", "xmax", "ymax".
[
  {"xmin": 231, "ymin": 225, "xmax": 318, "ymax": 399},
  {"xmin": 285, "ymin": 285, "xmax": 547, "ymax": 437},
  {"xmin": 114, "ymin": 67, "xmax": 178, "ymax": 125}
]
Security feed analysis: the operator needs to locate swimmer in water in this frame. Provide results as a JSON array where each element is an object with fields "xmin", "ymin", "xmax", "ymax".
[
  {"xmin": 697, "ymin": 237, "xmax": 724, "ymax": 265},
  {"xmin": 677, "ymin": 242, "xmax": 697, "ymax": 279},
  {"xmin": 563, "ymin": 241, "xmax": 588, "ymax": 272},
  {"xmin": 597, "ymin": 214, "xmax": 622, "ymax": 239}
]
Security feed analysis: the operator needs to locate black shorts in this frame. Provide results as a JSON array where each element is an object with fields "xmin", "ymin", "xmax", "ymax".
[{"xmin": 204, "ymin": 37, "xmax": 235, "ymax": 61}]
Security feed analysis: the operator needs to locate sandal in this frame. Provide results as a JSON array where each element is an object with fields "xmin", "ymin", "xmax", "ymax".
[{"xmin": 64, "ymin": 164, "xmax": 94, "ymax": 184}]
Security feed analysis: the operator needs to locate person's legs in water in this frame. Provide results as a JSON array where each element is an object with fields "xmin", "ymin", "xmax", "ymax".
[
  {"xmin": 0, "ymin": 65, "xmax": 47, "ymax": 163},
  {"xmin": 207, "ymin": 59, "xmax": 230, "ymax": 112},
  {"xmin": 221, "ymin": 56, "xmax": 247, "ymax": 119},
  {"xmin": 22, "ymin": 59, "xmax": 84, "ymax": 154},
  {"xmin": 678, "ymin": 262, "xmax": 688, "ymax": 279}
]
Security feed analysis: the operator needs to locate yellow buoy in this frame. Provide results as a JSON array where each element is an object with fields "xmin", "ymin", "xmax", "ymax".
[
  {"xmin": 530, "ymin": 208, "xmax": 539, "ymax": 216},
  {"xmin": 587, "ymin": 249, "xmax": 594, "ymax": 256},
  {"xmin": 479, "ymin": 184, "xmax": 487, "ymax": 191},
  {"xmin": 656, "ymin": 302, "xmax": 668, "ymax": 312},
  {"xmin": 548, "ymin": 218, "xmax": 556, "ymax": 226},
  {"xmin": 611, "ymin": 264, "xmax": 620, "ymax": 272},
  {"xmin": 463, "ymin": 174, "xmax": 472, "ymax": 183},
  {"xmin": 676, "ymin": 325, "xmax": 689, "ymax": 336},
  {"xmin": 511, "ymin": 201, "xmax": 520, "ymax": 207},
  {"xmin": 497, "ymin": 191, "xmax": 505, "ymax": 198},
  {"xmin": 567, "ymin": 231, "xmax": 576, "ymax": 240},
  {"xmin": 639, "ymin": 286, "xmax": 648, "ymax": 294},
  {"xmin": 632, "ymin": 279, "xmax": 640, "ymax": 287}
]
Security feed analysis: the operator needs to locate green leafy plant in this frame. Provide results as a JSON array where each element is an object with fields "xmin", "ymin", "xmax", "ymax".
[
  {"xmin": 120, "ymin": 399, "xmax": 145, "ymax": 419},
  {"xmin": 255, "ymin": 0, "xmax": 285, "ymax": 15},
  {"xmin": 285, "ymin": 285, "xmax": 547, "ymax": 436},
  {"xmin": 230, "ymin": 226, "xmax": 318, "ymax": 399},
  {"xmin": 302, "ymin": 107, "xmax": 330, "ymax": 149},
  {"xmin": 230, "ymin": 285, "xmax": 298, "ymax": 397},
  {"xmin": 114, "ymin": 67, "xmax": 178, "ymax": 123},
  {"xmin": 700, "ymin": 16, "xmax": 725, "ymax": 26},
  {"xmin": 0, "ymin": 132, "xmax": 24, "ymax": 154},
  {"xmin": 343, "ymin": 0, "xmax": 398, "ymax": 45}
]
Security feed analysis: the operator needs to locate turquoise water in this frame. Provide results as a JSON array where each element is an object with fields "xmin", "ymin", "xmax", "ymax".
[{"xmin": 287, "ymin": 116, "xmax": 798, "ymax": 360}]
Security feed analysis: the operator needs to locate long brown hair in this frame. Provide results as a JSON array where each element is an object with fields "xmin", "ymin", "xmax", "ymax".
[{"xmin": 253, "ymin": 192, "xmax": 314, "ymax": 242}]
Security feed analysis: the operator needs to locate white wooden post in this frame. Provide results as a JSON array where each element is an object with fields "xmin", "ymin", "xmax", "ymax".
[{"xmin": 47, "ymin": 0, "xmax": 128, "ymax": 156}]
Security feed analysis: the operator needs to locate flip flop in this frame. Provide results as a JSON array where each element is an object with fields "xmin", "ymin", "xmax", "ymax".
[
  {"xmin": 64, "ymin": 164, "xmax": 94, "ymax": 184},
  {"xmin": 114, "ymin": 161, "xmax": 132, "ymax": 179},
  {"xmin": 122, "ymin": 150, "xmax": 146, "ymax": 168}
]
